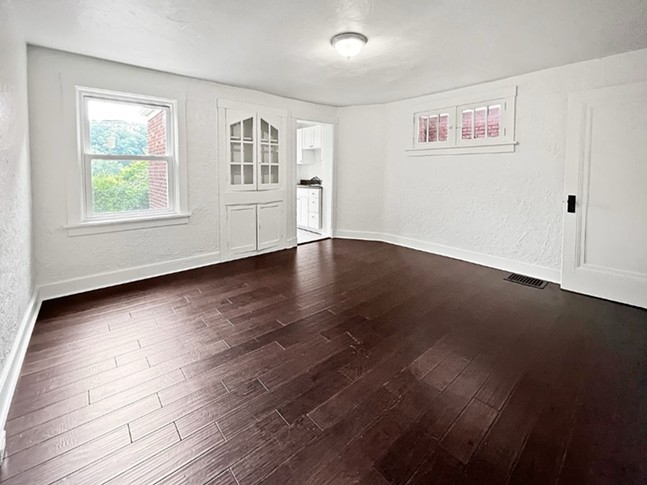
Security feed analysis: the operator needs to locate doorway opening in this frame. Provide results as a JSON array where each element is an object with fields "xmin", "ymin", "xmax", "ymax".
[{"xmin": 296, "ymin": 120, "xmax": 333, "ymax": 245}]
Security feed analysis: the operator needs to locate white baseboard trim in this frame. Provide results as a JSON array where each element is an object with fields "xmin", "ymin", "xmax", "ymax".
[
  {"xmin": 0, "ymin": 290, "xmax": 41, "ymax": 462},
  {"xmin": 39, "ymin": 251, "xmax": 222, "ymax": 301},
  {"xmin": 334, "ymin": 229, "xmax": 561, "ymax": 283}
]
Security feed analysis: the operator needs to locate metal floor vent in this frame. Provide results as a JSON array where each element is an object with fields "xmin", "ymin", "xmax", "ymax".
[{"xmin": 505, "ymin": 273, "xmax": 548, "ymax": 289}]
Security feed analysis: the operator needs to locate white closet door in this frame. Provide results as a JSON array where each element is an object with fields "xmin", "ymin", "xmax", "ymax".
[
  {"xmin": 257, "ymin": 202, "xmax": 282, "ymax": 251},
  {"xmin": 227, "ymin": 205, "xmax": 257, "ymax": 255},
  {"xmin": 562, "ymin": 81, "xmax": 647, "ymax": 308}
]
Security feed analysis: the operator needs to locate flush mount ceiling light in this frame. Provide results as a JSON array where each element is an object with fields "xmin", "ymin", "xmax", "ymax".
[{"xmin": 331, "ymin": 32, "xmax": 368, "ymax": 59}]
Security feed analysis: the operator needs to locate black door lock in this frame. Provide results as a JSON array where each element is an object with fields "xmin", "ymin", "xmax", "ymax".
[{"xmin": 567, "ymin": 195, "xmax": 576, "ymax": 213}]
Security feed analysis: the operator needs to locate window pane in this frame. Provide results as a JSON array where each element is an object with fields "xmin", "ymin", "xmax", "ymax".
[
  {"xmin": 428, "ymin": 116, "xmax": 438, "ymax": 142},
  {"xmin": 231, "ymin": 143, "xmax": 241, "ymax": 163},
  {"xmin": 271, "ymin": 166, "xmax": 279, "ymax": 184},
  {"xmin": 230, "ymin": 165, "xmax": 241, "ymax": 185},
  {"xmin": 91, "ymin": 159, "xmax": 168, "ymax": 214},
  {"xmin": 261, "ymin": 144, "xmax": 270, "ymax": 164},
  {"xmin": 261, "ymin": 119, "xmax": 269, "ymax": 142},
  {"xmin": 474, "ymin": 107, "xmax": 487, "ymax": 139},
  {"xmin": 230, "ymin": 122, "xmax": 241, "ymax": 141},
  {"xmin": 243, "ymin": 142, "xmax": 254, "ymax": 164},
  {"xmin": 242, "ymin": 118, "xmax": 254, "ymax": 141},
  {"xmin": 243, "ymin": 165, "xmax": 254, "ymax": 184},
  {"xmin": 439, "ymin": 114, "xmax": 449, "ymax": 142},
  {"xmin": 488, "ymin": 105, "xmax": 501, "ymax": 138},
  {"xmin": 461, "ymin": 110, "xmax": 474, "ymax": 140},
  {"xmin": 271, "ymin": 145, "xmax": 278, "ymax": 164},
  {"xmin": 87, "ymin": 98, "xmax": 167, "ymax": 156},
  {"xmin": 270, "ymin": 125, "xmax": 278, "ymax": 143},
  {"xmin": 260, "ymin": 165, "xmax": 270, "ymax": 184},
  {"xmin": 418, "ymin": 116, "xmax": 428, "ymax": 143}
]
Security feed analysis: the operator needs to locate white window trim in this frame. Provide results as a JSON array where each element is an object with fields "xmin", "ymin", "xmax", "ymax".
[
  {"xmin": 70, "ymin": 86, "xmax": 189, "ymax": 235},
  {"xmin": 406, "ymin": 86, "xmax": 518, "ymax": 156}
]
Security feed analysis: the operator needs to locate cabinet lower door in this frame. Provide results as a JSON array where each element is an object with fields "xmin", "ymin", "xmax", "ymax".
[
  {"xmin": 257, "ymin": 202, "xmax": 282, "ymax": 251},
  {"xmin": 227, "ymin": 205, "xmax": 258, "ymax": 255},
  {"xmin": 297, "ymin": 196, "xmax": 308, "ymax": 227}
]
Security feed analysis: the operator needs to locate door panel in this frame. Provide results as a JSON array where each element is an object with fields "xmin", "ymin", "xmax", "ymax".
[
  {"xmin": 227, "ymin": 205, "xmax": 257, "ymax": 255},
  {"xmin": 562, "ymin": 81, "xmax": 647, "ymax": 308},
  {"xmin": 297, "ymin": 196, "xmax": 308, "ymax": 227},
  {"xmin": 308, "ymin": 212, "xmax": 320, "ymax": 231},
  {"xmin": 257, "ymin": 202, "xmax": 282, "ymax": 251}
]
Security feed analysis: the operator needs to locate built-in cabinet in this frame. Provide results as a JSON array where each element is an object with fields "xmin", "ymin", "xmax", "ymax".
[
  {"xmin": 219, "ymin": 101, "xmax": 287, "ymax": 260},
  {"xmin": 297, "ymin": 187, "xmax": 321, "ymax": 232},
  {"xmin": 227, "ymin": 202, "xmax": 283, "ymax": 256},
  {"xmin": 297, "ymin": 125, "xmax": 322, "ymax": 165}
]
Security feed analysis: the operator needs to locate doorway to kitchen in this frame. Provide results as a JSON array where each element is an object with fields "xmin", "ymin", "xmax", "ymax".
[{"xmin": 296, "ymin": 120, "xmax": 333, "ymax": 245}]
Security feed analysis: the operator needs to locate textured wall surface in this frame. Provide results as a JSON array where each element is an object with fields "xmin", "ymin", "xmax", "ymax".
[
  {"xmin": 0, "ymin": 1, "xmax": 33, "ymax": 373},
  {"xmin": 28, "ymin": 47, "xmax": 336, "ymax": 288},
  {"xmin": 335, "ymin": 105, "xmax": 387, "ymax": 233},
  {"xmin": 337, "ymin": 48, "xmax": 647, "ymax": 274}
]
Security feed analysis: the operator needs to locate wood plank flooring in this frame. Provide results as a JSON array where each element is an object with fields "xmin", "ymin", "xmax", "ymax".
[{"xmin": 2, "ymin": 239, "xmax": 646, "ymax": 484}]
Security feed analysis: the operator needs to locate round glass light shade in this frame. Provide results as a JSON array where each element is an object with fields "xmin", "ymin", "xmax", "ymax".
[{"xmin": 331, "ymin": 32, "xmax": 368, "ymax": 59}]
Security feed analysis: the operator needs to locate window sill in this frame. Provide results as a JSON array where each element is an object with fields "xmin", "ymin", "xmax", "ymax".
[
  {"xmin": 406, "ymin": 141, "xmax": 518, "ymax": 157},
  {"xmin": 65, "ymin": 212, "xmax": 192, "ymax": 236}
]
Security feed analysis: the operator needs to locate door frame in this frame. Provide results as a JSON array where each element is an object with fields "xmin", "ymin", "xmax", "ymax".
[{"xmin": 290, "ymin": 114, "xmax": 338, "ymax": 246}]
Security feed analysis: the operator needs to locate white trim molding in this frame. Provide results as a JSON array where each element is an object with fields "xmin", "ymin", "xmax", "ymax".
[
  {"xmin": 65, "ymin": 211, "xmax": 191, "ymax": 236},
  {"xmin": 0, "ymin": 290, "xmax": 42, "ymax": 462},
  {"xmin": 334, "ymin": 230, "xmax": 560, "ymax": 283},
  {"xmin": 39, "ymin": 251, "xmax": 222, "ymax": 301}
]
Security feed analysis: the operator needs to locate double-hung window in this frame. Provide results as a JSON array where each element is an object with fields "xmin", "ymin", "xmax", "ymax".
[
  {"xmin": 408, "ymin": 86, "xmax": 517, "ymax": 156},
  {"xmin": 75, "ymin": 87, "xmax": 183, "ymax": 230}
]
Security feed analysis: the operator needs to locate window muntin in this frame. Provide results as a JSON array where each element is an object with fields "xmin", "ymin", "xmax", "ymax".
[{"xmin": 78, "ymin": 89, "xmax": 178, "ymax": 221}]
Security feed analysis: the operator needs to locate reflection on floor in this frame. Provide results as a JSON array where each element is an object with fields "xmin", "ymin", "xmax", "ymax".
[{"xmin": 297, "ymin": 228, "xmax": 325, "ymax": 245}]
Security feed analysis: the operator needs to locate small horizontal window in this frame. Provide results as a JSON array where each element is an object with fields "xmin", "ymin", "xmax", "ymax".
[{"xmin": 409, "ymin": 87, "xmax": 517, "ymax": 156}]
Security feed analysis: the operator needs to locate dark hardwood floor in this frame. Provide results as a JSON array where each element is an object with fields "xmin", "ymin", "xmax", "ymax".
[{"xmin": 2, "ymin": 239, "xmax": 646, "ymax": 484}]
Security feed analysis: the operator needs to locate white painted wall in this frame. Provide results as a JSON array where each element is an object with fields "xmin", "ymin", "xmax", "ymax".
[
  {"xmin": 336, "ymin": 48, "xmax": 647, "ymax": 282},
  {"xmin": 28, "ymin": 47, "xmax": 335, "ymax": 295},
  {"xmin": 0, "ymin": 1, "xmax": 33, "ymax": 374},
  {"xmin": 335, "ymin": 105, "xmax": 387, "ymax": 234}
]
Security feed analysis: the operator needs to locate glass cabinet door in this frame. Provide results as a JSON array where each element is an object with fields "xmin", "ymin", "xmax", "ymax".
[
  {"xmin": 229, "ymin": 114, "xmax": 256, "ymax": 189},
  {"xmin": 227, "ymin": 110, "xmax": 281, "ymax": 190},
  {"xmin": 258, "ymin": 117, "xmax": 280, "ymax": 188}
]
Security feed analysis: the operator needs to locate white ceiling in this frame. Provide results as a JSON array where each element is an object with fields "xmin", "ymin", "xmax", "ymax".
[{"xmin": 12, "ymin": 0, "xmax": 647, "ymax": 106}]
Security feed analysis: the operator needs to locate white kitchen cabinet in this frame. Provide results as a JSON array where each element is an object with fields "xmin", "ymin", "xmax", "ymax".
[
  {"xmin": 297, "ymin": 126, "xmax": 322, "ymax": 165},
  {"xmin": 301, "ymin": 125, "xmax": 321, "ymax": 150},
  {"xmin": 296, "ymin": 188, "xmax": 309, "ymax": 227},
  {"xmin": 296, "ymin": 187, "xmax": 322, "ymax": 232}
]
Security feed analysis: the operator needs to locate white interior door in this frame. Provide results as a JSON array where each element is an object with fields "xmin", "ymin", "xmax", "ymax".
[
  {"xmin": 257, "ymin": 202, "xmax": 282, "ymax": 251},
  {"xmin": 227, "ymin": 205, "xmax": 257, "ymax": 255},
  {"xmin": 562, "ymin": 81, "xmax": 647, "ymax": 308}
]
